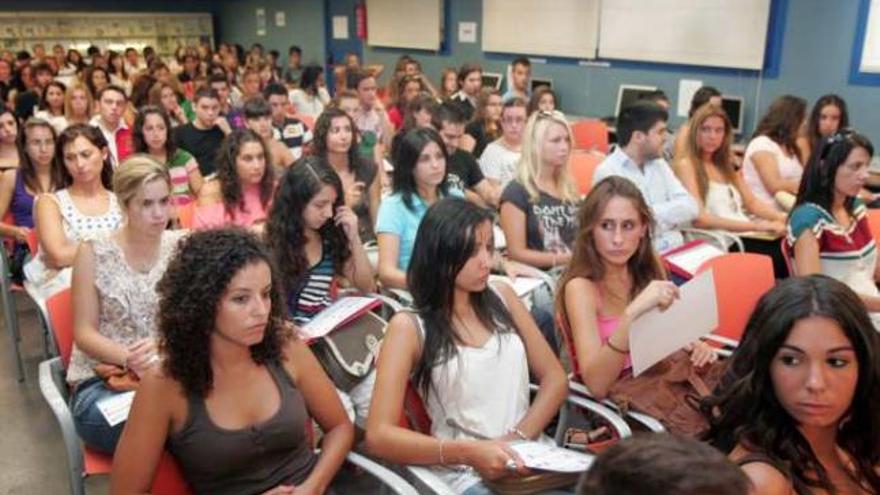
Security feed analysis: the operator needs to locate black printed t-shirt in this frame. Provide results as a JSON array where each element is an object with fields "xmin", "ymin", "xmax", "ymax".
[{"xmin": 500, "ymin": 180, "xmax": 579, "ymax": 252}]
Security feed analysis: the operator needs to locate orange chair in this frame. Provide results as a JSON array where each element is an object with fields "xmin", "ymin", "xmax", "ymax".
[
  {"xmin": 39, "ymin": 289, "xmax": 192, "ymax": 495},
  {"xmin": 176, "ymin": 201, "xmax": 197, "ymax": 230},
  {"xmin": 695, "ymin": 252, "xmax": 775, "ymax": 343},
  {"xmin": 298, "ymin": 113, "xmax": 316, "ymax": 130},
  {"xmin": 571, "ymin": 119, "xmax": 610, "ymax": 153},
  {"xmin": 867, "ymin": 208, "xmax": 880, "ymax": 246},
  {"xmin": 568, "ymin": 151, "xmax": 604, "ymax": 196}
]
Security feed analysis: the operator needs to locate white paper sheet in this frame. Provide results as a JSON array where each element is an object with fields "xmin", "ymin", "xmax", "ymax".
[
  {"xmin": 508, "ymin": 441, "xmax": 594, "ymax": 473},
  {"xmin": 629, "ymin": 270, "xmax": 718, "ymax": 376},
  {"xmin": 299, "ymin": 297, "xmax": 379, "ymax": 340},
  {"xmin": 332, "ymin": 16, "xmax": 349, "ymax": 40},
  {"xmin": 677, "ymin": 79, "xmax": 703, "ymax": 118},
  {"xmin": 96, "ymin": 391, "xmax": 136, "ymax": 427}
]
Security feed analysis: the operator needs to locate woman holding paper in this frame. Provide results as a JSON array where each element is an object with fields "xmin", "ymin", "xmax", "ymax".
[
  {"xmin": 67, "ymin": 156, "xmax": 183, "ymax": 454},
  {"xmin": 707, "ymin": 275, "xmax": 880, "ymax": 494},
  {"xmin": 112, "ymin": 228, "xmax": 354, "ymax": 494},
  {"xmin": 366, "ymin": 198, "xmax": 568, "ymax": 495},
  {"xmin": 555, "ymin": 176, "xmax": 717, "ymax": 401}
]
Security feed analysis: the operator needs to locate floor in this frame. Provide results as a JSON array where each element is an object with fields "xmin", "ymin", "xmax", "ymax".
[{"xmin": 0, "ymin": 292, "xmax": 109, "ymax": 494}]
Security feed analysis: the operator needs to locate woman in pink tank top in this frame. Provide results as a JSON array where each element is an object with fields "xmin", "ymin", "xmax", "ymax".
[{"xmin": 555, "ymin": 176, "xmax": 717, "ymax": 399}]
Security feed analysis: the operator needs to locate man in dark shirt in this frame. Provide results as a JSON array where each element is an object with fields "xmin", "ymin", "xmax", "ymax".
[
  {"xmin": 173, "ymin": 87, "xmax": 230, "ymax": 177},
  {"xmin": 433, "ymin": 102, "xmax": 499, "ymax": 208}
]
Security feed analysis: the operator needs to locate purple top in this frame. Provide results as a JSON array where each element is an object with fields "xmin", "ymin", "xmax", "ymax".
[{"xmin": 10, "ymin": 171, "xmax": 35, "ymax": 228}]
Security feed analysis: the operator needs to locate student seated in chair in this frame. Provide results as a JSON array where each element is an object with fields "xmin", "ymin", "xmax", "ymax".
[
  {"xmin": 68, "ymin": 157, "xmax": 183, "ymax": 454},
  {"xmin": 265, "ymin": 157, "xmax": 376, "ymax": 425},
  {"xmin": 706, "ymin": 275, "xmax": 880, "ymax": 494},
  {"xmin": 434, "ymin": 102, "xmax": 500, "ymax": 208},
  {"xmin": 742, "ymin": 95, "xmax": 807, "ymax": 214},
  {"xmin": 787, "ymin": 130, "xmax": 880, "ymax": 328},
  {"xmin": 366, "ymin": 198, "xmax": 568, "ymax": 495},
  {"xmin": 556, "ymin": 177, "xmax": 717, "ymax": 401},
  {"xmin": 593, "ymin": 101, "xmax": 698, "ymax": 253},
  {"xmin": 112, "ymin": 228, "xmax": 354, "ymax": 495},
  {"xmin": 672, "ymin": 104, "xmax": 789, "ymax": 278},
  {"xmin": 194, "ymin": 129, "xmax": 275, "ymax": 231},
  {"xmin": 376, "ymin": 128, "xmax": 462, "ymax": 291}
]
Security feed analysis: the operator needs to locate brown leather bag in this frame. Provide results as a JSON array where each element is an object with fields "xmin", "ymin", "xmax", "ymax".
[
  {"xmin": 93, "ymin": 363, "xmax": 140, "ymax": 392},
  {"xmin": 608, "ymin": 350, "xmax": 726, "ymax": 437}
]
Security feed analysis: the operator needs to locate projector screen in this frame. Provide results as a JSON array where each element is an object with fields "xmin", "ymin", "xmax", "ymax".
[
  {"xmin": 366, "ymin": 0, "xmax": 443, "ymax": 51},
  {"xmin": 598, "ymin": 0, "xmax": 772, "ymax": 70},
  {"xmin": 482, "ymin": 0, "xmax": 600, "ymax": 59}
]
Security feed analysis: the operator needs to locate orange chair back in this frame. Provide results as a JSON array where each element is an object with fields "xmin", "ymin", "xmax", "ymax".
[
  {"xmin": 568, "ymin": 151, "xmax": 603, "ymax": 196},
  {"xmin": 696, "ymin": 253, "xmax": 775, "ymax": 342},
  {"xmin": 866, "ymin": 209, "xmax": 880, "ymax": 246},
  {"xmin": 26, "ymin": 227, "xmax": 38, "ymax": 255},
  {"xmin": 298, "ymin": 114, "xmax": 316, "ymax": 130},
  {"xmin": 46, "ymin": 288, "xmax": 74, "ymax": 367},
  {"xmin": 85, "ymin": 448, "xmax": 191, "ymax": 494},
  {"xmin": 177, "ymin": 202, "xmax": 196, "ymax": 230},
  {"xmin": 571, "ymin": 120, "xmax": 609, "ymax": 153}
]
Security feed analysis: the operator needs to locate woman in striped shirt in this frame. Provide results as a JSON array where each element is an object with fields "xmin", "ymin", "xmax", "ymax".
[{"xmin": 265, "ymin": 155, "xmax": 375, "ymax": 326}]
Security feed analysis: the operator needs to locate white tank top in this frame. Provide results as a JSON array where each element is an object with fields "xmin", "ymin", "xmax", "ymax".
[{"xmin": 408, "ymin": 286, "xmax": 534, "ymax": 493}]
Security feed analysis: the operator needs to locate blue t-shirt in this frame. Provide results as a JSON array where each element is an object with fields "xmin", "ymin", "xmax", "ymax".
[{"xmin": 376, "ymin": 189, "xmax": 464, "ymax": 271}]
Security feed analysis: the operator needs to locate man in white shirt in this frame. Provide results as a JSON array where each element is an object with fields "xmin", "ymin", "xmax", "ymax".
[
  {"xmin": 89, "ymin": 85, "xmax": 132, "ymax": 167},
  {"xmin": 593, "ymin": 100, "xmax": 698, "ymax": 252},
  {"xmin": 479, "ymin": 97, "xmax": 527, "ymax": 191}
]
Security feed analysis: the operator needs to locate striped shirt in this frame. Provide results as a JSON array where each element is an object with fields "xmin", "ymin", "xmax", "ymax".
[{"xmin": 288, "ymin": 243, "xmax": 336, "ymax": 326}]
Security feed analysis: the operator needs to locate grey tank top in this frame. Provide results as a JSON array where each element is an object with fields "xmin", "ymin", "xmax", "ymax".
[{"xmin": 168, "ymin": 360, "xmax": 317, "ymax": 495}]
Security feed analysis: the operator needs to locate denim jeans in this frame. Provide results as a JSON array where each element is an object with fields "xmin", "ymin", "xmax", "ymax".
[{"xmin": 70, "ymin": 377, "xmax": 127, "ymax": 454}]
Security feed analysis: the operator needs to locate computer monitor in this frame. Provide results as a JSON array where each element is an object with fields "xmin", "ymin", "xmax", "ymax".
[
  {"xmin": 481, "ymin": 72, "xmax": 503, "ymax": 90},
  {"xmin": 721, "ymin": 95, "xmax": 744, "ymax": 135},
  {"xmin": 530, "ymin": 77, "xmax": 553, "ymax": 92},
  {"xmin": 614, "ymin": 84, "xmax": 658, "ymax": 119}
]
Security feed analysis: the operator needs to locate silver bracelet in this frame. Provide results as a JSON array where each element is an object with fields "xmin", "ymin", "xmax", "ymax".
[{"xmin": 509, "ymin": 426, "xmax": 529, "ymax": 441}]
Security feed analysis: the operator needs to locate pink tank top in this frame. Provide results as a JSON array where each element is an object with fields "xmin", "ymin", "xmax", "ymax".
[
  {"xmin": 193, "ymin": 184, "xmax": 269, "ymax": 230},
  {"xmin": 594, "ymin": 287, "xmax": 632, "ymax": 371}
]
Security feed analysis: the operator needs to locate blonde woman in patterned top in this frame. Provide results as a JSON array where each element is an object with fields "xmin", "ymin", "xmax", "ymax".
[{"xmin": 68, "ymin": 155, "xmax": 184, "ymax": 453}]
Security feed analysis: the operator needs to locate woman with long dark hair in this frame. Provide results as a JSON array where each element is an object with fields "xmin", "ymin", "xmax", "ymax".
[
  {"xmin": 265, "ymin": 156, "xmax": 375, "ymax": 325},
  {"xmin": 376, "ymin": 128, "xmax": 462, "ymax": 290},
  {"xmin": 706, "ymin": 275, "xmax": 880, "ymax": 494},
  {"xmin": 788, "ymin": 130, "xmax": 880, "ymax": 326},
  {"xmin": 132, "ymin": 105, "xmax": 202, "ymax": 208},
  {"xmin": 0, "ymin": 118, "xmax": 62, "ymax": 282},
  {"xmin": 27, "ymin": 124, "xmax": 121, "ymax": 298},
  {"xmin": 742, "ymin": 95, "xmax": 807, "ymax": 213},
  {"xmin": 366, "ymin": 197, "xmax": 567, "ymax": 494},
  {"xmin": 313, "ymin": 107, "xmax": 381, "ymax": 241},
  {"xmin": 112, "ymin": 228, "xmax": 354, "ymax": 494},
  {"xmin": 194, "ymin": 129, "xmax": 275, "ymax": 230},
  {"xmin": 289, "ymin": 65, "xmax": 331, "ymax": 118},
  {"xmin": 798, "ymin": 94, "xmax": 850, "ymax": 164}
]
